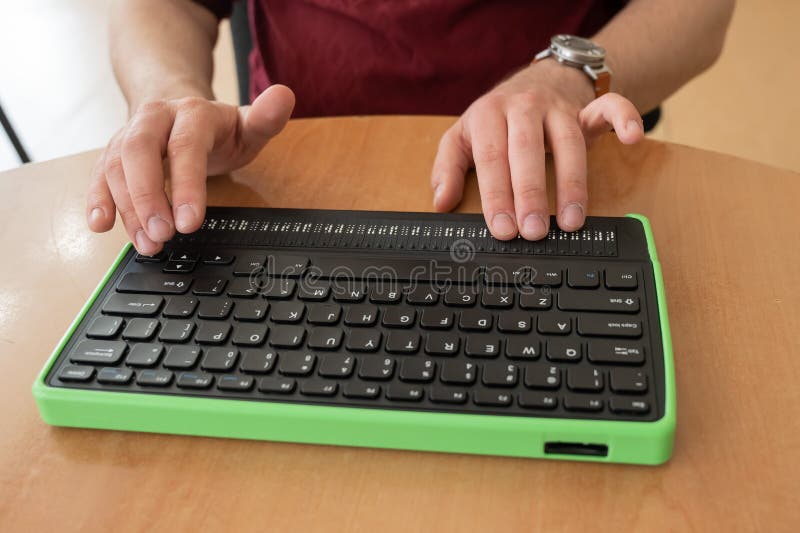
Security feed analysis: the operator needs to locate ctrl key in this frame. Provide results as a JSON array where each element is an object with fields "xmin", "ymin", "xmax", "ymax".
[{"xmin": 58, "ymin": 365, "xmax": 95, "ymax": 382}]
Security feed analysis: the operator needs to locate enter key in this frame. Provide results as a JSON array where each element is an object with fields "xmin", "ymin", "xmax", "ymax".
[{"xmin": 558, "ymin": 289, "xmax": 640, "ymax": 313}]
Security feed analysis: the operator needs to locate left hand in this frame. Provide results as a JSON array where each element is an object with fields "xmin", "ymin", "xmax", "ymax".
[{"xmin": 431, "ymin": 59, "xmax": 645, "ymax": 240}]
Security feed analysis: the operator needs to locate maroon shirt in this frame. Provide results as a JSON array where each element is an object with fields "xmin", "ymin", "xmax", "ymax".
[{"xmin": 197, "ymin": 0, "xmax": 624, "ymax": 117}]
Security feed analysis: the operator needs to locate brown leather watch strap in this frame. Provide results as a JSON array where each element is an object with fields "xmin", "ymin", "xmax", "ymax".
[
  {"xmin": 533, "ymin": 56, "xmax": 611, "ymax": 98},
  {"xmin": 594, "ymin": 70, "xmax": 611, "ymax": 97}
]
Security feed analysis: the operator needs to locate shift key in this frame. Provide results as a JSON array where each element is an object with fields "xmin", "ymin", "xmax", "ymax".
[
  {"xmin": 70, "ymin": 340, "xmax": 127, "ymax": 364},
  {"xmin": 578, "ymin": 315, "xmax": 642, "ymax": 338}
]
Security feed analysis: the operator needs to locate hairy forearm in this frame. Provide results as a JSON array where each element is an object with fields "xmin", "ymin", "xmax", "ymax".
[
  {"xmin": 110, "ymin": 0, "xmax": 219, "ymax": 114},
  {"xmin": 592, "ymin": 0, "xmax": 735, "ymax": 112}
]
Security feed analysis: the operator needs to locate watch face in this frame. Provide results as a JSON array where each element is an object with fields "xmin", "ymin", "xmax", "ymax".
[{"xmin": 550, "ymin": 34, "xmax": 606, "ymax": 66}]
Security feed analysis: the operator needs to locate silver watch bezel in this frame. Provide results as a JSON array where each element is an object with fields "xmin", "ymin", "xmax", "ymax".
[{"xmin": 534, "ymin": 34, "xmax": 608, "ymax": 71}]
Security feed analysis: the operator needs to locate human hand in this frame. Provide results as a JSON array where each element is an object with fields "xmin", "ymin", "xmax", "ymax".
[
  {"xmin": 86, "ymin": 85, "xmax": 295, "ymax": 254},
  {"xmin": 431, "ymin": 59, "xmax": 644, "ymax": 240}
]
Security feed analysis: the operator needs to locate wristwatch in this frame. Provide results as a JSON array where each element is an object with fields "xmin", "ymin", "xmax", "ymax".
[{"xmin": 534, "ymin": 35, "xmax": 611, "ymax": 98}]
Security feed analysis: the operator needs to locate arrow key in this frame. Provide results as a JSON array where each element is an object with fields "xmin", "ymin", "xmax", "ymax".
[
  {"xmin": 203, "ymin": 254, "xmax": 235, "ymax": 265},
  {"xmin": 163, "ymin": 260, "xmax": 196, "ymax": 273}
]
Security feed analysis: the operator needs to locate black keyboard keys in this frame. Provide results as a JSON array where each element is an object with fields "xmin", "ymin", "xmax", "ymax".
[
  {"xmin": 399, "ymin": 359, "xmax": 436, "ymax": 383},
  {"xmin": 359, "ymin": 357, "xmax": 395, "ymax": 380},
  {"xmin": 137, "ymin": 369, "xmax": 173, "ymax": 387},
  {"xmin": 70, "ymin": 340, "xmax": 127, "ymax": 365},
  {"xmin": 58, "ymin": 365, "xmax": 95, "ymax": 382},
  {"xmin": 258, "ymin": 377, "xmax": 296, "ymax": 394},
  {"xmin": 505, "ymin": 338, "xmax": 541, "ymax": 360},
  {"xmin": 307, "ymin": 327, "xmax": 343, "ymax": 350},
  {"xmin": 197, "ymin": 299, "xmax": 233, "ymax": 320},
  {"xmin": 58, "ymin": 241, "xmax": 664, "ymax": 427},
  {"xmin": 578, "ymin": 315, "xmax": 642, "ymax": 338},
  {"xmin": 240, "ymin": 350, "xmax": 277, "ymax": 374},
  {"xmin": 126, "ymin": 343, "xmax": 163, "ymax": 367},
  {"xmin": 269, "ymin": 326, "xmax": 305, "ymax": 348},
  {"xmin": 518, "ymin": 391, "xmax": 557, "ymax": 410},
  {"xmin": 231, "ymin": 323, "xmax": 268, "ymax": 346},
  {"xmin": 163, "ymin": 296, "xmax": 198, "ymax": 318},
  {"xmin": 97, "ymin": 366, "xmax": 134, "ymax": 385},
  {"xmin": 121, "ymin": 318, "xmax": 159, "ymax": 341},
  {"xmin": 424, "ymin": 333, "xmax": 460, "ymax": 356},
  {"xmin": 610, "ymin": 368, "xmax": 648, "ymax": 393},
  {"xmin": 177, "ymin": 372, "xmax": 213, "ymax": 389},
  {"xmin": 537, "ymin": 315, "xmax": 572, "ymax": 335},
  {"xmin": 279, "ymin": 352, "xmax": 316, "ymax": 376},
  {"xmin": 201, "ymin": 348, "xmax": 239, "ymax": 371},
  {"xmin": 482, "ymin": 362, "xmax": 518, "ymax": 387},
  {"xmin": 195, "ymin": 321, "xmax": 231, "ymax": 344},
  {"xmin": 233, "ymin": 300, "xmax": 269, "ymax": 322},
  {"xmin": 300, "ymin": 380, "xmax": 338, "ymax": 397},
  {"xmin": 440, "ymin": 360, "xmax": 477, "ymax": 385},
  {"xmin": 386, "ymin": 384, "xmax": 423, "ymax": 402},
  {"xmin": 192, "ymin": 278, "xmax": 226, "ymax": 296},
  {"xmin": 158, "ymin": 320, "xmax": 194, "ymax": 342},
  {"xmin": 117, "ymin": 273, "xmax": 192, "ymax": 294},
  {"xmin": 567, "ymin": 368, "xmax": 604, "ymax": 392},
  {"xmin": 465, "ymin": 335, "xmax": 500, "ymax": 358},
  {"xmin": 420, "ymin": 309, "xmax": 454, "ymax": 330},
  {"xmin": 473, "ymin": 389, "xmax": 512, "ymax": 407},
  {"xmin": 85, "ymin": 316, "xmax": 123, "ymax": 339},
  {"xmin": 218, "ymin": 375, "xmax": 254, "ymax": 391},
  {"xmin": 343, "ymin": 382, "xmax": 381, "ymax": 399},
  {"xmin": 385, "ymin": 331, "xmax": 420, "ymax": 354},
  {"xmin": 307, "ymin": 304, "xmax": 341, "ymax": 325},
  {"xmin": 102, "ymin": 293, "xmax": 162, "ymax": 316},
  {"xmin": 587, "ymin": 341, "xmax": 645, "ymax": 365},
  {"xmin": 346, "ymin": 330, "xmax": 382, "ymax": 352},
  {"xmin": 163, "ymin": 346, "xmax": 201, "ymax": 369},
  {"xmin": 318, "ymin": 354, "xmax": 355, "ymax": 378},
  {"xmin": 429, "ymin": 387, "xmax": 468, "ymax": 404}
]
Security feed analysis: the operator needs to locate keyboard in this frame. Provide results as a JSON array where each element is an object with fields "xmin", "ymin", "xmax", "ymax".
[{"xmin": 34, "ymin": 208, "xmax": 675, "ymax": 464}]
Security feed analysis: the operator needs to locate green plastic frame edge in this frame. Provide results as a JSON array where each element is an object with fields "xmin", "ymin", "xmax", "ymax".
[{"xmin": 32, "ymin": 215, "xmax": 675, "ymax": 465}]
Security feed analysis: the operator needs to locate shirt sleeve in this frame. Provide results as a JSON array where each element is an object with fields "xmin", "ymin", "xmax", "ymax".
[{"xmin": 191, "ymin": 0, "xmax": 235, "ymax": 19}]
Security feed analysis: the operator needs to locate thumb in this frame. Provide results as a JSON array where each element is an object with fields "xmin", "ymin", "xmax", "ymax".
[
  {"xmin": 430, "ymin": 120, "xmax": 470, "ymax": 212},
  {"xmin": 239, "ymin": 84, "xmax": 296, "ymax": 150},
  {"xmin": 578, "ymin": 92, "xmax": 644, "ymax": 146}
]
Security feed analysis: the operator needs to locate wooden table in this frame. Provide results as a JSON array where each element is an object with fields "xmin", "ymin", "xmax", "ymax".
[{"xmin": 0, "ymin": 116, "xmax": 798, "ymax": 532}]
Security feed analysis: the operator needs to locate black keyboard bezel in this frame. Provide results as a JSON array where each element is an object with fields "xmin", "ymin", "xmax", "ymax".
[{"xmin": 45, "ymin": 210, "xmax": 666, "ymax": 423}]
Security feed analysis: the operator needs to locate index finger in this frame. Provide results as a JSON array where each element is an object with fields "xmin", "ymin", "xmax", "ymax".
[{"xmin": 120, "ymin": 102, "xmax": 176, "ymax": 243}]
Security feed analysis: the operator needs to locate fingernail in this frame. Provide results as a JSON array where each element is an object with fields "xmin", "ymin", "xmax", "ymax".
[
  {"xmin": 627, "ymin": 119, "xmax": 642, "ymax": 134},
  {"xmin": 561, "ymin": 203, "xmax": 584, "ymax": 230},
  {"xmin": 147, "ymin": 215, "xmax": 172, "ymax": 242},
  {"xmin": 522, "ymin": 214, "xmax": 547, "ymax": 239},
  {"xmin": 135, "ymin": 229, "xmax": 156, "ymax": 254},
  {"xmin": 175, "ymin": 203, "xmax": 196, "ymax": 233},
  {"xmin": 89, "ymin": 207, "xmax": 105, "ymax": 226},
  {"xmin": 491, "ymin": 213, "xmax": 517, "ymax": 238},
  {"xmin": 433, "ymin": 184, "xmax": 443, "ymax": 206}
]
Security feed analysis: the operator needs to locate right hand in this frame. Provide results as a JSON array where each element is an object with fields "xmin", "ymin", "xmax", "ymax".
[{"xmin": 86, "ymin": 84, "xmax": 296, "ymax": 255}]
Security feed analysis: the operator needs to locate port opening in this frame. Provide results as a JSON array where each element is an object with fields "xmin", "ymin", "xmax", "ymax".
[{"xmin": 544, "ymin": 442, "xmax": 608, "ymax": 457}]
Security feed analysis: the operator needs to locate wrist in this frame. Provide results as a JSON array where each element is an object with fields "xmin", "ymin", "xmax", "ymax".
[
  {"xmin": 129, "ymin": 79, "xmax": 214, "ymax": 116},
  {"xmin": 527, "ymin": 58, "xmax": 596, "ymax": 108}
]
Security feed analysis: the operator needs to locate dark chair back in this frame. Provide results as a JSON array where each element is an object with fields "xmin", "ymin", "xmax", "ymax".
[{"xmin": 230, "ymin": 1, "xmax": 252, "ymax": 106}]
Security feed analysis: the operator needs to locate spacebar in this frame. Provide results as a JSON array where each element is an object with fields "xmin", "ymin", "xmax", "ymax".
[{"xmin": 311, "ymin": 258, "xmax": 479, "ymax": 284}]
